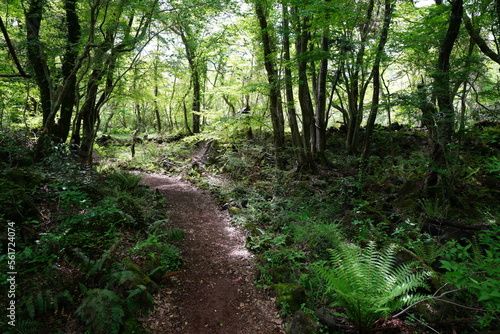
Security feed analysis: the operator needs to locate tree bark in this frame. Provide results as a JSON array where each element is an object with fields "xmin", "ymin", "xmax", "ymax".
[
  {"xmin": 314, "ymin": 31, "xmax": 329, "ymax": 163},
  {"xmin": 427, "ymin": 0, "xmax": 463, "ymax": 198},
  {"xmin": 55, "ymin": 0, "xmax": 81, "ymax": 143},
  {"xmin": 363, "ymin": 0, "xmax": 394, "ymax": 160},
  {"xmin": 294, "ymin": 12, "xmax": 315, "ymax": 162},
  {"xmin": 282, "ymin": 3, "xmax": 305, "ymax": 164},
  {"xmin": 255, "ymin": 0, "xmax": 285, "ymax": 168},
  {"xmin": 26, "ymin": 0, "xmax": 52, "ymax": 128}
]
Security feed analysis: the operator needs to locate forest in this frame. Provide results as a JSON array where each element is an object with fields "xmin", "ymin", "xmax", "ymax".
[{"xmin": 0, "ymin": 0, "xmax": 499, "ymax": 333}]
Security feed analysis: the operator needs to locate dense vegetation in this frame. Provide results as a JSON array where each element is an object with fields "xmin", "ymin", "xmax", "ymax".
[{"xmin": 1, "ymin": 0, "xmax": 499, "ymax": 333}]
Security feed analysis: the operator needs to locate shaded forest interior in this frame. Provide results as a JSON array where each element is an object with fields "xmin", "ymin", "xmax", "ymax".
[{"xmin": 1, "ymin": 0, "xmax": 500, "ymax": 333}]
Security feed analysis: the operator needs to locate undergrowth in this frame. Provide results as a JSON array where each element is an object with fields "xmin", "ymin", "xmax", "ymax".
[
  {"xmin": 0, "ymin": 130, "xmax": 182, "ymax": 333},
  {"xmin": 152, "ymin": 129, "xmax": 499, "ymax": 333},
  {"xmin": 88, "ymin": 126, "xmax": 499, "ymax": 333}
]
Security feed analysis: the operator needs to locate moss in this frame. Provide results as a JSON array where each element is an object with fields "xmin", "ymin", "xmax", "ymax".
[
  {"xmin": 3, "ymin": 167, "xmax": 43, "ymax": 189},
  {"xmin": 125, "ymin": 262, "xmax": 158, "ymax": 293},
  {"xmin": 272, "ymin": 283, "xmax": 306, "ymax": 313},
  {"xmin": 228, "ymin": 206, "xmax": 243, "ymax": 215}
]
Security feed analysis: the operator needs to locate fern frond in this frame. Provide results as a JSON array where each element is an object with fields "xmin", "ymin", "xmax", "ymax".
[
  {"xmin": 318, "ymin": 241, "xmax": 431, "ymax": 332},
  {"xmin": 126, "ymin": 285, "xmax": 154, "ymax": 313},
  {"xmin": 75, "ymin": 288, "xmax": 124, "ymax": 334}
]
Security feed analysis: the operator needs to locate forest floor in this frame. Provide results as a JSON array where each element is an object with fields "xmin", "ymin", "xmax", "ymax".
[{"xmin": 140, "ymin": 174, "xmax": 285, "ymax": 334}]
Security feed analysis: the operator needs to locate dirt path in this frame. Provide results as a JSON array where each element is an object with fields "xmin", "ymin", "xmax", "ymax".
[{"xmin": 141, "ymin": 174, "xmax": 284, "ymax": 334}]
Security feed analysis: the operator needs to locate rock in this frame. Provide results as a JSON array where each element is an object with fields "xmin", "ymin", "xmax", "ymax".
[
  {"xmin": 289, "ymin": 310, "xmax": 319, "ymax": 334},
  {"xmin": 314, "ymin": 307, "xmax": 338, "ymax": 332},
  {"xmin": 125, "ymin": 262, "xmax": 158, "ymax": 293},
  {"xmin": 228, "ymin": 206, "xmax": 243, "ymax": 215},
  {"xmin": 272, "ymin": 283, "xmax": 306, "ymax": 313}
]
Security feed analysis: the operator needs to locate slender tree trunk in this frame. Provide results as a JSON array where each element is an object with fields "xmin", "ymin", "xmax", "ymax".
[
  {"xmin": 255, "ymin": 0, "xmax": 285, "ymax": 168},
  {"xmin": 55, "ymin": 0, "xmax": 81, "ymax": 143},
  {"xmin": 282, "ymin": 3, "xmax": 304, "ymax": 164},
  {"xmin": 78, "ymin": 67, "xmax": 104, "ymax": 161},
  {"xmin": 363, "ymin": 0, "xmax": 394, "ymax": 160},
  {"xmin": 294, "ymin": 12, "xmax": 315, "ymax": 163},
  {"xmin": 427, "ymin": 0, "xmax": 463, "ymax": 198},
  {"xmin": 153, "ymin": 50, "xmax": 162, "ymax": 133},
  {"xmin": 26, "ymin": 0, "xmax": 52, "ymax": 129},
  {"xmin": 346, "ymin": 0, "xmax": 374, "ymax": 155},
  {"xmin": 315, "ymin": 31, "xmax": 329, "ymax": 163},
  {"xmin": 192, "ymin": 67, "xmax": 201, "ymax": 133}
]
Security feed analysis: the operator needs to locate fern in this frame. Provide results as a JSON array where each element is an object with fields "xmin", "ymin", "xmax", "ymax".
[
  {"xmin": 75, "ymin": 288, "xmax": 124, "ymax": 334},
  {"xmin": 7, "ymin": 319, "xmax": 45, "ymax": 333},
  {"xmin": 318, "ymin": 242, "xmax": 430, "ymax": 333},
  {"xmin": 107, "ymin": 171, "xmax": 143, "ymax": 190},
  {"xmin": 126, "ymin": 284, "xmax": 154, "ymax": 313},
  {"xmin": 107, "ymin": 268, "xmax": 143, "ymax": 290},
  {"xmin": 24, "ymin": 289, "xmax": 73, "ymax": 319}
]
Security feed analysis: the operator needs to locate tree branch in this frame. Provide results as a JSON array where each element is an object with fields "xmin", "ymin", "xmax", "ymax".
[
  {"xmin": 463, "ymin": 14, "xmax": 500, "ymax": 65},
  {"xmin": 0, "ymin": 16, "xmax": 31, "ymax": 78}
]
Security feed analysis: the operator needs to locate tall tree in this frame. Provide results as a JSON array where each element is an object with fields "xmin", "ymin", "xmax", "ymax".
[
  {"xmin": 281, "ymin": 1, "xmax": 305, "ymax": 165},
  {"xmin": 426, "ymin": 0, "xmax": 464, "ymax": 198},
  {"xmin": 254, "ymin": 0, "xmax": 286, "ymax": 168},
  {"xmin": 363, "ymin": 0, "xmax": 394, "ymax": 160}
]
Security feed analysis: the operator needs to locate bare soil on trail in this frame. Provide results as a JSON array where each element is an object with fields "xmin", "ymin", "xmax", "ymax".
[{"xmin": 141, "ymin": 174, "xmax": 285, "ymax": 334}]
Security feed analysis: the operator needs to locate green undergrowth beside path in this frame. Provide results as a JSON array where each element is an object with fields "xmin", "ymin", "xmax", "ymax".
[
  {"xmin": 2, "ymin": 124, "xmax": 498, "ymax": 333},
  {"xmin": 0, "ymin": 130, "xmax": 183, "ymax": 334},
  {"xmin": 95, "ymin": 127, "xmax": 500, "ymax": 333}
]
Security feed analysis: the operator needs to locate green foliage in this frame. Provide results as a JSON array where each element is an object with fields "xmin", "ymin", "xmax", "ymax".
[
  {"xmin": 485, "ymin": 156, "xmax": 500, "ymax": 177},
  {"xmin": 405, "ymin": 237, "xmax": 448, "ymax": 268},
  {"xmin": 317, "ymin": 242, "xmax": 430, "ymax": 332},
  {"xmin": 76, "ymin": 288, "xmax": 125, "ymax": 334},
  {"xmin": 24, "ymin": 290, "xmax": 73, "ymax": 319},
  {"xmin": 133, "ymin": 234, "xmax": 183, "ymax": 276},
  {"xmin": 106, "ymin": 170, "xmax": 143, "ymax": 190},
  {"xmin": 418, "ymin": 198, "xmax": 449, "ymax": 219},
  {"xmin": 56, "ymin": 203, "xmax": 123, "ymax": 254},
  {"xmin": 292, "ymin": 222, "xmax": 344, "ymax": 260},
  {"xmin": 440, "ymin": 223, "xmax": 500, "ymax": 328}
]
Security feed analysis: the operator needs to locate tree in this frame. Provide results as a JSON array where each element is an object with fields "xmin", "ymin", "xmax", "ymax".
[
  {"xmin": 254, "ymin": 0, "xmax": 286, "ymax": 168},
  {"xmin": 426, "ymin": 0, "xmax": 464, "ymax": 198},
  {"xmin": 362, "ymin": 0, "xmax": 394, "ymax": 160}
]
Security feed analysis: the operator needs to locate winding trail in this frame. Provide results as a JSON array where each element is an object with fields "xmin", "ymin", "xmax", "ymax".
[{"xmin": 141, "ymin": 174, "xmax": 284, "ymax": 334}]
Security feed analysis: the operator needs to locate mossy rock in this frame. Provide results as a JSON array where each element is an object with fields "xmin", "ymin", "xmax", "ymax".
[
  {"xmin": 289, "ymin": 310, "xmax": 319, "ymax": 334},
  {"xmin": 272, "ymin": 283, "xmax": 306, "ymax": 313},
  {"xmin": 2, "ymin": 168, "xmax": 42, "ymax": 189},
  {"xmin": 125, "ymin": 263, "xmax": 158, "ymax": 293},
  {"xmin": 228, "ymin": 206, "xmax": 243, "ymax": 215},
  {"xmin": 244, "ymin": 221, "xmax": 258, "ymax": 235}
]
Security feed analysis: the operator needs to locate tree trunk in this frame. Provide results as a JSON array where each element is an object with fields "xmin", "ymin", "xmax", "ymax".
[
  {"xmin": 427, "ymin": 0, "xmax": 463, "ymax": 198},
  {"xmin": 255, "ymin": 0, "xmax": 285, "ymax": 168},
  {"xmin": 363, "ymin": 0, "xmax": 394, "ymax": 160},
  {"xmin": 294, "ymin": 12, "xmax": 315, "ymax": 163},
  {"xmin": 314, "ymin": 31, "xmax": 329, "ymax": 163},
  {"xmin": 282, "ymin": 3, "xmax": 305, "ymax": 164},
  {"xmin": 55, "ymin": 0, "xmax": 81, "ymax": 143},
  {"xmin": 192, "ymin": 66, "xmax": 201, "ymax": 133},
  {"xmin": 26, "ymin": 0, "xmax": 52, "ymax": 129},
  {"xmin": 345, "ymin": 0, "xmax": 375, "ymax": 155}
]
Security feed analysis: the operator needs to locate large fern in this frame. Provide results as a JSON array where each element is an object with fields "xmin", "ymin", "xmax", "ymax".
[
  {"xmin": 318, "ymin": 242, "xmax": 430, "ymax": 333},
  {"xmin": 75, "ymin": 288, "xmax": 124, "ymax": 334}
]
